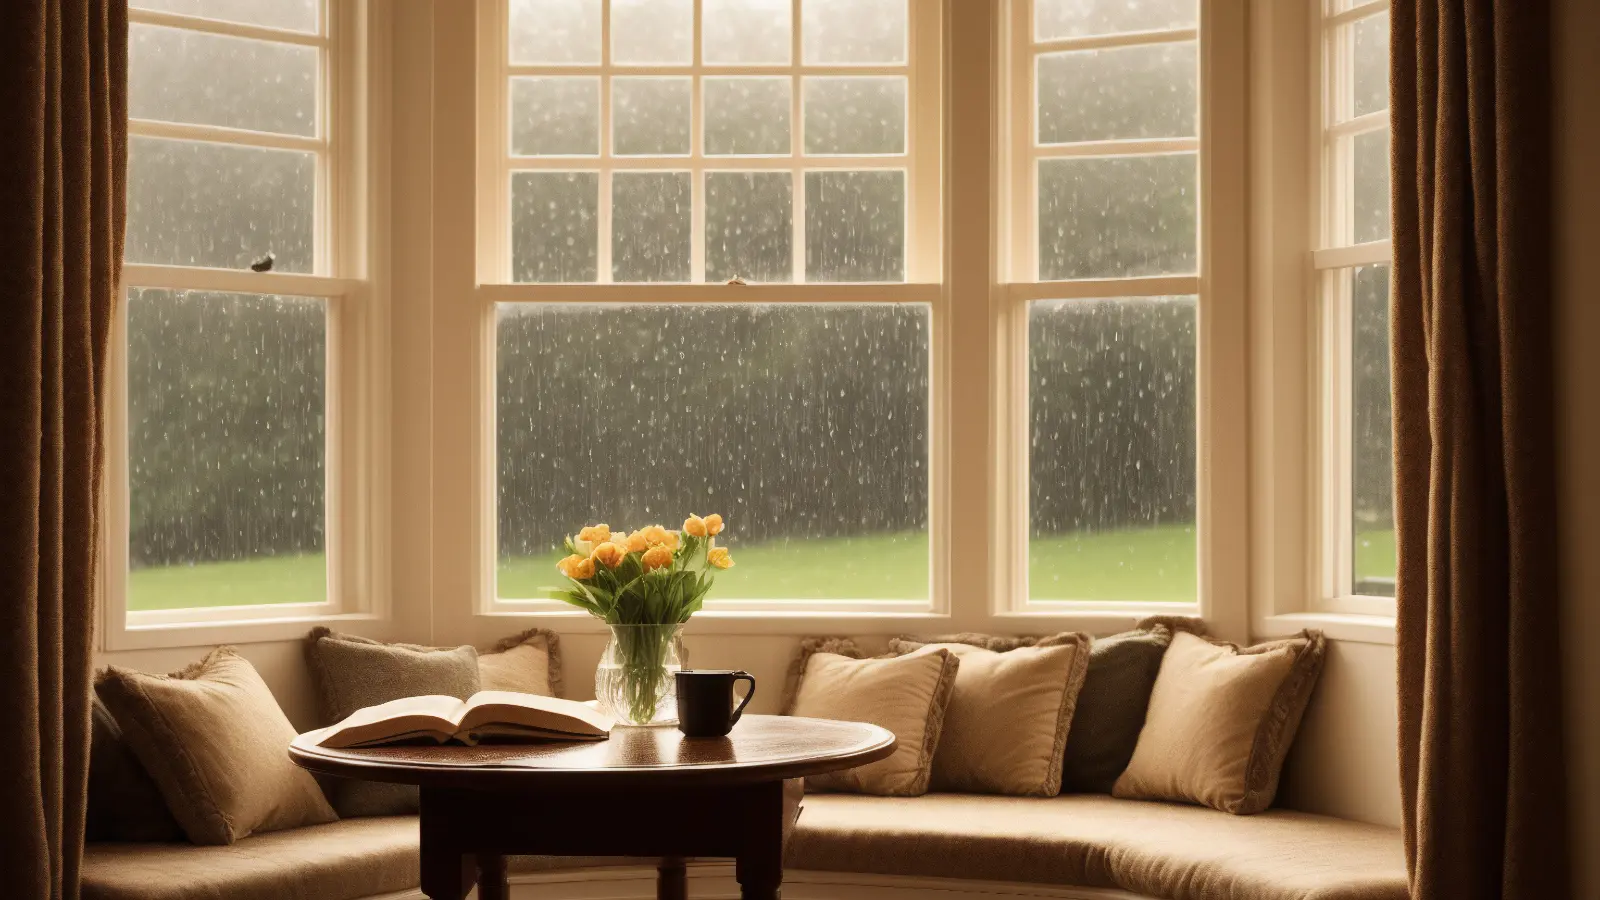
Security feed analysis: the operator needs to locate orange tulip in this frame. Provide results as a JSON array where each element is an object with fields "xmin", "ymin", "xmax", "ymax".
[
  {"xmin": 703, "ymin": 513, "xmax": 724, "ymax": 536},
  {"xmin": 642, "ymin": 545, "xmax": 674, "ymax": 572},
  {"xmin": 623, "ymin": 530, "xmax": 650, "ymax": 553},
  {"xmin": 683, "ymin": 514, "xmax": 708, "ymax": 537},
  {"xmin": 577, "ymin": 524, "xmax": 612, "ymax": 544},
  {"xmin": 707, "ymin": 547, "xmax": 734, "ymax": 569},
  {"xmin": 591, "ymin": 541, "xmax": 625, "ymax": 569}
]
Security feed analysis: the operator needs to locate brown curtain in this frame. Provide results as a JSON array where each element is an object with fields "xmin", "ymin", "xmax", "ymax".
[
  {"xmin": 1390, "ymin": 1, "xmax": 1571, "ymax": 898},
  {"xmin": 0, "ymin": 2, "xmax": 127, "ymax": 898}
]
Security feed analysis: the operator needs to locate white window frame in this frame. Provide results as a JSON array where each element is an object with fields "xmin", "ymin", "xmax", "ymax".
[
  {"xmin": 994, "ymin": 0, "xmax": 1250, "ymax": 630},
  {"xmin": 101, "ymin": 0, "xmax": 392, "ymax": 650},
  {"xmin": 1312, "ymin": 0, "xmax": 1395, "ymax": 617}
]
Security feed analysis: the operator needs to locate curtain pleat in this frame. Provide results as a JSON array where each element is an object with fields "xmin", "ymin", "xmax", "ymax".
[
  {"xmin": 1390, "ymin": 1, "xmax": 1571, "ymax": 898},
  {"xmin": 0, "ymin": 2, "xmax": 127, "ymax": 898}
]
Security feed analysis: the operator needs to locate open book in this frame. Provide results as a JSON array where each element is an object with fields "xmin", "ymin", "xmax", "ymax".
[{"xmin": 317, "ymin": 691, "xmax": 615, "ymax": 749}]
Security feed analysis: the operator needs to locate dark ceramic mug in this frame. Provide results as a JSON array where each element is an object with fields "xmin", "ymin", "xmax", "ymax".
[{"xmin": 674, "ymin": 669, "xmax": 755, "ymax": 737}]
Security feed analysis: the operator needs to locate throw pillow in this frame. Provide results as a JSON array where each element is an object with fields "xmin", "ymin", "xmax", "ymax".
[
  {"xmin": 1059, "ymin": 624, "xmax": 1175, "ymax": 793},
  {"xmin": 1113, "ymin": 629, "xmax": 1327, "ymax": 814},
  {"xmin": 478, "ymin": 627, "xmax": 563, "ymax": 696},
  {"xmin": 304, "ymin": 627, "xmax": 481, "ymax": 816},
  {"xmin": 86, "ymin": 695, "xmax": 184, "ymax": 843},
  {"xmin": 787, "ymin": 647, "xmax": 959, "ymax": 797},
  {"xmin": 887, "ymin": 633, "xmax": 1090, "ymax": 796},
  {"xmin": 94, "ymin": 648, "xmax": 337, "ymax": 845}
]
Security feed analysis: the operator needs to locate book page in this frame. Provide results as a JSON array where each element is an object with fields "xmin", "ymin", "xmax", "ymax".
[
  {"xmin": 318, "ymin": 695, "xmax": 468, "ymax": 748},
  {"xmin": 457, "ymin": 691, "xmax": 614, "ymax": 737}
]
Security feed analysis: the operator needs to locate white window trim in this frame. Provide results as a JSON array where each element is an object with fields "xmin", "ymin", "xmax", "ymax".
[{"xmin": 101, "ymin": 0, "xmax": 394, "ymax": 651}]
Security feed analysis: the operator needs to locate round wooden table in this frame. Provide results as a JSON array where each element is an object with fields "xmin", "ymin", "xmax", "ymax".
[{"xmin": 290, "ymin": 714, "xmax": 895, "ymax": 900}]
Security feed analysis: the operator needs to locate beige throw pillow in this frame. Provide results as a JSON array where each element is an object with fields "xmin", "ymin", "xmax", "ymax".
[
  {"xmin": 478, "ymin": 627, "xmax": 563, "ymax": 696},
  {"xmin": 788, "ymin": 648, "xmax": 959, "ymax": 797},
  {"xmin": 888, "ymin": 633, "xmax": 1090, "ymax": 796},
  {"xmin": 1113, "ymin": 630, "xmax": 1327, "ymax": 814},
  {"xmin": 94, "ymin": 648, "xmax": 337, "ymax": 845}
]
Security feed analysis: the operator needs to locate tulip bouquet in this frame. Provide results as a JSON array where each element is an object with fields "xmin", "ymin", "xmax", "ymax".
[{"xmin": 553, "ymin": 515, "xmax": 735, "ymax": 724}]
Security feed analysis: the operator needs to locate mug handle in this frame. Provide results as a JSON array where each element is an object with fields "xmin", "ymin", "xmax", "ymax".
[{"xmin": 730, "ymin": 671, "xmax": 756, "ymax": 726}]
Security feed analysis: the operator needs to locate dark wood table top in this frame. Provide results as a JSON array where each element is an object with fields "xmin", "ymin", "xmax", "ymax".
[{"xmin": 290, "ymin": 714, "xmax": 895, "ymax": 790}]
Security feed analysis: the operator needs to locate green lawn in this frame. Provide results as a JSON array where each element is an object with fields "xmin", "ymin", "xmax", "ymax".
[{"xmin": 129, "ymin": 524, "xmax": 1397, "ymax": 612}]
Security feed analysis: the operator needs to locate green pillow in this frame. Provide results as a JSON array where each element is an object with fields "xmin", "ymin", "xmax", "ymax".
[{"xmin": 1059, "ymin": 625, "xmax": 1174, "ymax": 793}]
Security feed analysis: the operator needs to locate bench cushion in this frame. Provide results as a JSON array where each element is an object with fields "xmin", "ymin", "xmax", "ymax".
[{"xmin": 788, "ymin": 793, "xmax": 1408, "ymax": 900}]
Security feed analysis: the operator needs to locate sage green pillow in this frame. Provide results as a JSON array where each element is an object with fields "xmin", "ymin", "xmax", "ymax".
[{"xmin": 1059, "ymin": 625, "xmax": 1174, "ymax": 793}]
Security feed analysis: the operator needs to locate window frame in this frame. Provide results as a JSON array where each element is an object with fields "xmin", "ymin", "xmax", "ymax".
[{"xmin": 101, "ymin": 0, "xmax": 392, "ymax": 650}]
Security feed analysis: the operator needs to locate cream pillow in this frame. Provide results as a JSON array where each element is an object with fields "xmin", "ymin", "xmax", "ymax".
[
  {"xmin": 94, "ymin": 648, "xmax": 338, "ymax": 845},
  {"xmin": 787, "ymin": 648, "xmax": 959, "ymax": 796},
  {"xmin": 1113, "ymin": 630, "xmax": 1326, "ymax": 814},
  {"xmin": 478, "ymin": 627, "xmax": 563, "ymax": 696},
  {"xmin": 888, "ymin": 633, "xmax": 1090, "ymax": 796}
]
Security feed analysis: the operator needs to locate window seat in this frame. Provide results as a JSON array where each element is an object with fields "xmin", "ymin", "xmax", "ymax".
[{"xmin": 82, "ymin": 794, "xmax": 1407, "ymax": 900}]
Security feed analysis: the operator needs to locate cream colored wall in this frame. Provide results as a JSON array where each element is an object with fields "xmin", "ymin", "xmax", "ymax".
[{"xmin": 1277, "ymin": 641, "xmax": 1399, "ymax": 826}]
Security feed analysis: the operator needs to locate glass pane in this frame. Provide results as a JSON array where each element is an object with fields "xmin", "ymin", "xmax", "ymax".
[
  {"xmin": 1029, "ymin": 296, "xmax": 1196, "ymax": 602},
  {"xmin": 613, "ymin": 172, "xmax": 692, "ymax": 282},
  {"xmin": 613, "ymin": 78, "xmax": 692, "ymax": 156},
  {"xmin": 705, "ymin": 77, "xmax": 792, "ymax": 156},
  {"xmin": 1351, "ymin": 265, "xmax": 1396, "ymax": 597},
  {"xmin": 1038, "ymin": 153, "xmax": 1197, "ymax": 280},
  {"xmin": 1037, "ymin": 43, "xmax": 1197, "ymax": 144},
  {"xmin": 1353, "ymin": 129, "xmax": 1391, "ymax": 244},
  {"xmin": 510, "ymin": 0, "xmax": 601, "ymax": 64},
  {"xmin": 126, "ymin": 136, "xmax": 314, "ymax": 273},
  {"xmin": 131, "ymin": 0, "xmax": 319, "ymax": 33},
  {"xmin": 130, "ymin": 24, "xmax": 317, "ymax": 137},
  {"xmin": 803, "ymin": 77, "xmax": 906, "ymax": 155},
  {"xmin": 706, "ymin": 172, "xmax": 792, "ymax": 283},
  {"xmin": 613, "ymin": 0, "xmax": 692, "ymax": 64},
  {"xmin": 805, "ymin": 171, "xmax": 905, "ymax": 282},
  {"xmin": 704, "ymin": 0, "xmax": 792, "ymax": 65},
  {"xmin": 511, "ymin": 77, "xmax": 599, "ymax": 156},
  {"xmin": 1034, "ymin": 0, "xmax": 1195, "ymax": 41},
  {"xmin": 127, "ymin": 288, "xmax": 326, "ymax": 611},
  {"xmin": 512, "ymin": 172, "xmax": 599, "ymax": 283},
  {"xmin": 1352, "ymin": 13, "xmax": 1390, "ymax": 118},
  {"xmin": 496, "ymin": 303, "xmax": 930, "ymax": 600},
  {"xmin": 802, "ymin": 0, "xmax": 907, "ymax": 64}
]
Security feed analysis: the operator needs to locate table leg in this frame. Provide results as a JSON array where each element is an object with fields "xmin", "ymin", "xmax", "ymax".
[
  {"xmin": 657, "ymin": 856, "xmax": 688, "ymax": 900},
  {"xmin": 476, "ymin": 853, "xmax": 508, "ymax": 900},
  {"xmin": 419, "ymin": 788, "xmax": 474, "ymax": 900},
  {"xmin": 735, "ymin": 781, "xmax": 785, "ymax": 899}
]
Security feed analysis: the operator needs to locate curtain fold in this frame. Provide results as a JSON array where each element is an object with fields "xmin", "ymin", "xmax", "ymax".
[
  {"xmin": 0, "ymin": 2, "xmax": 127, "ymax": 898},
  {"xmin": 1390, "ymin": 1, "xmax": 1571, "ymax": 898}
]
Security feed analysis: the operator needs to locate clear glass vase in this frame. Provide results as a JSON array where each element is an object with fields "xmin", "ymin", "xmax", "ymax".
[{"xmin": 595, "ymin": 624, "xmax": 686, "ymax": 726}]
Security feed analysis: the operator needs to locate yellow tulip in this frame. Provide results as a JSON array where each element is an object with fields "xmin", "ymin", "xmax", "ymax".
[
  {"xmin": 707, "ymin": 547, "xmax": 734, "ymax": 569},
  {"xmin": 623, "ymin": 530, "xmax": 650, "ymax": 553},
  {"xmin": 642, "ymin": 545, "xmax": 674, "ymax": 572},
  {"xmin": 572, "ymin": 556, "xmax": 596, "ymax": 579},
  {"xmin": 703, "ymin": 514, "xmax": 724, "ymax": 536},
  {"xmin": 661, "ymin": 530, "xmax": 681, "ymax": 551},
  {"xmin": 638, "ymin": 524, "xmax": 670, "ymax": 546},
  {"xmin": 591, "ymin": 541, "xmax": 625, "ymax": 569},
  {"xmin": 683, "ymin": 514, "xmax": 708, "ymax": 538},
  {"xmin": 577, "ymin": 524, "xmax": 612, "ymax": 544},
  {"xmin": 556, "ymin": 554, "xmax": 585, "ymax": 578}
]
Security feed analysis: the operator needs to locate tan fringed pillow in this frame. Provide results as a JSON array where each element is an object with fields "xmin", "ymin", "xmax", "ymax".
[
  {"xmin": 787, "ymin": 647, "xmax": 959, "ymax": 797},
  {"xmin": 888, "ymin": 633, "xmax": 1090, "ymax": 796},
  {"xmin": 478, "ymin": 627, "xmax": 563, "ymax": 697},
  {"xmin": 1113, "ymin": 630, "xmax": 1327, "ymax": 814},
  {"xmin": 94, "ymin": 649, "xmax": 337, "ymax": 845}
]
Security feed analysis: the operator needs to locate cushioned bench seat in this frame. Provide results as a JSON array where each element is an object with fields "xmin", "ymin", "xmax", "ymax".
[{"xmin": 789, "ymin": 794, "xmax": 1409, "ymax": 900}]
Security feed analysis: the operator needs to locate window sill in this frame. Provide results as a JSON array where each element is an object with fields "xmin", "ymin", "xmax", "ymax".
[
  {"xmin": 101, "ymin": 610, "xmax": 397, "ymax": 652},
  {"xmin": 1255, "ymin": 611, "xmax": 1397, "ymax": 645}
]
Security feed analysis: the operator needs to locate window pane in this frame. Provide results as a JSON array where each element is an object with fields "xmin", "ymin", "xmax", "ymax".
[
  {"xmin": 704, "ymin": 0, "xmax": 792, "ymax": 65},
  {"xmin": 512, "ymin": 172, "xmax": 599, "ymax": 283},
  {"xmin": 1353, "ymin": 129, "xmax": 1391, "ymax": 244},
  {"xmin": 705, "ymin": 77, "xmax": 792, "ymax": 156},
  {"xmin": 127, "ymin": 289, "xmax": 326, "ymax": 611},
  {"xmin": 1352, "ymin": 265, "xmax": 1396, "ymax": 597},
  {"xmin": 510, "ymin": 0, "xmax": 600, "ymax": 64},
  {"xmin": 613, "ymin": 0, "xmax": 692, "ymax": 64},
  {"xmin": 803, "ymin": 77, "xmax": 906, "ymax": 155},
  {"xmin": 613, "ymin": 172, "xmax": 692, "ymax": 282},
  {"xmin": 1034, "ymin": 0, "xmax": 1195, "ymax": 41},
  {"xmin": 613, "ymin": 78, "xmax": 692, "ymax": 156},
  {"xmin": 126, "ymin": 136, "xmax": 314, "ymax": 272},
  {"xmin": 1037, "ymin": 43, "xmax": 1197, "ymax": 144},
  {"xmin": 1029, "ymin": 297, "xmax": 1196, "ymax": 602},
  {"xmin": 511, "ymin": 77, "xmax": 599, "ymax": 156},
  {"xmin": 805, "ymin": 171, "xmax": 905, "ymax": 282},
  {"xmin": 706, "ymin": 172, "xmax": 792, "ymax": 283},
  {"xmin": 802, "ymin": 0, "xmax": 907, "ymax": 64},
  {"xmin": 1038, "ymin": 153, "xmax": 1196, "ymax": 280},
  {"xmin": 496, "ymin": 303, "xmax": 930, "ymax": 600},
  {"xmin": 130, "ymin": 24, "xmax": 317, "ymax": 137},
  {"xmin": 1352, "ymin": 13, "xmax": 1390, "ymax": 118},
  {"xmin": 132, "ymin": 0, "xmax": 319, "ymax": 34}
]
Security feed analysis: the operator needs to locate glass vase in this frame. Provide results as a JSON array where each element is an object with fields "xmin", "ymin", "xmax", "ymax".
[{"xmin": 595, "ymin": 624, "xmax": 686, "ymax": 726}]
